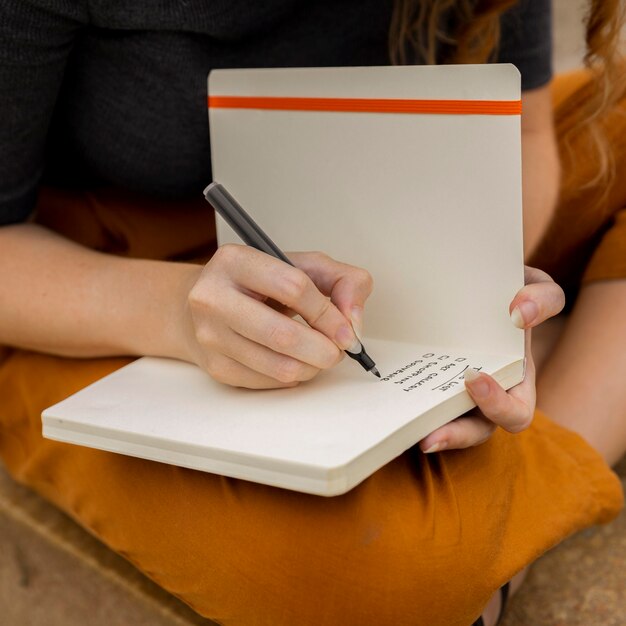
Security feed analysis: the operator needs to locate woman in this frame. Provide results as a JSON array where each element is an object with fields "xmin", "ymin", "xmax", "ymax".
[{"xmin": 0, "ymin": 1, "xmax": 624, "ymax": 625}]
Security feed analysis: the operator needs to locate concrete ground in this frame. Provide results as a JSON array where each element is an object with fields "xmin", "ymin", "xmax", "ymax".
[
  {"xmin": 2, "ymin": 458, "xmax": 625, "ymax": 626},
  {"xmin": 0, "ymin": 467, "xmax": 211, "ymax": 626},
  {"xmin": 1, "ymin": 1, "xmax": 625, "ymax": 625},
  {"xmin": 502, "ymin": 456, "xmax": 626, "ymax": 626}
]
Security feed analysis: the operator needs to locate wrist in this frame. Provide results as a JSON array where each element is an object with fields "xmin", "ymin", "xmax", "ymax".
[{"xmin": 118, "ymin": 258, "xmax": 203, "ymax": 363}]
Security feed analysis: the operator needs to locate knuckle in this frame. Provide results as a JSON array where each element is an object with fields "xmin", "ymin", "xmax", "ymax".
[
  {"xmin": 188, "ymin": 280, "xmax": 220, "ymax": 315},
  {"xmin": 267, "ymin": 324, "xmax": 297, "ymax": 351},
  {"xmin": 195, "ymin": 326, "xmax": 217, "ymax": 350},
  {"xmin": 310, "ymin": 250, "xmax": 330, "ymax": 264},
  {"xmin": 310, "ymin": 298, "xmax": 331, "ymax": 325},
  {"xmin": 213, "ymin": 243, "xmax": 240, "ymax": 264},
  {"xmin": 188, "ymin": 283, "xmax": 206, "ymax": 309},
  {"xmin": 357, "ymin": 268, "xmax": 374, "ymax": 292},
  {"xmin": 320, "ymin": 345, "xmax": 342, "ymax": 369},
  {"xmin": 507, "ymin": 412, "xmax": 534, "ymax": 434},
  {"xmin": 205, "ymin": 356, "xmax": 230, "ymax": 384},
  {"xmin": 274, "ymin": 358, "xmax": 305, "ymax": 384},
  {"xmin": 209, "ymin": 369, "xmax": 229, "ymax": 385},
  {"xmin": 280, "ymin": 270, "xmax": 309, "ymax": 302}
]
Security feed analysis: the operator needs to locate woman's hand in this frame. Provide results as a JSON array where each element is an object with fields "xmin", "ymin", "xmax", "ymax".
[
  {"xmin": 184, "ymin": 244, "xmax": 373, "ymax": 389},
  {"xmin": 419, "ymin": 266, "xmax": 565, "ymax": 453}
]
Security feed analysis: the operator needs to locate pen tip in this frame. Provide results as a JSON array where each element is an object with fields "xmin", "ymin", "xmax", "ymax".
[{"xmin": 371, "ymin": 367, "xmax": 381, "ymax": 379}]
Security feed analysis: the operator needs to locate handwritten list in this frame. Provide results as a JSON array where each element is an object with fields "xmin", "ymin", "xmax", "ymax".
[{"xmin": 380, "ymin": 351, "xmax": 483, "ymax": 393}]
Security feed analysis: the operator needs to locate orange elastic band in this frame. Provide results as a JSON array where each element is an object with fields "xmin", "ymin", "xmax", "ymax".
[{"xmin": 207, "ymin": 96, "xmax": 522, "ymax": 115}]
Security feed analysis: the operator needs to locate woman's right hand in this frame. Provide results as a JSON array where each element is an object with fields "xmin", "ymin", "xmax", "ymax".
[{"xmin": 183, "ymin": 244, "xmax": 374, "ymax": 389}]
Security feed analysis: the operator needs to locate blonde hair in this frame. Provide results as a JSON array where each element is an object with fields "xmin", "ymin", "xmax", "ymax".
[
  {"xmin": 389, "ymin": 0, "xmax": 626, "ymax": 189},
  {"xmin": 563, "ymin": 0, "xmax": 626, "ymax": 191}
]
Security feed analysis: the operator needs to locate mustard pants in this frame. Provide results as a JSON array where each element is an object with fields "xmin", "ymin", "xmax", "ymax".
[{"xmin": 1, "ymin": 71, "xmax": 624, "ymax": 626}]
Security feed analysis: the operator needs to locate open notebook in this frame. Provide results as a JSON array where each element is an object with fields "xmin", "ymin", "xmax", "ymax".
[{"xmin": 43, "ymin": 64, "xmax": 524, "ymax": 496}]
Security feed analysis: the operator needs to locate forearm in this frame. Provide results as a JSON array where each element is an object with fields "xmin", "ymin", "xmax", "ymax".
[{"xmin": 0, "ymin": 223, "xmax": 202, "ymax": 360}]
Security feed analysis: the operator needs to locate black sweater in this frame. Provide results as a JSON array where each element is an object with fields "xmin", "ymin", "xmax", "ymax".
[{"xmin": 0, "ymin": 0, "xmax": 552, "ymax": 224}]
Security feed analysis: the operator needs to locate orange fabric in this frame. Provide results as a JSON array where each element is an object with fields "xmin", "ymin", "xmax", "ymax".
[
  {"xmin": 0, "ymin": 352, "xmax": 621, "ymax": 626},
  {"xmin": 0, "ymin": 69, "xmax": 624, "ymax": 626},
  {"xmin": 33, "ymin": 186, "xmax": 217, "ymax": 261},
  {"xmin": 207, "ymin": 95, "xmax": 522, "ymax": 115}
]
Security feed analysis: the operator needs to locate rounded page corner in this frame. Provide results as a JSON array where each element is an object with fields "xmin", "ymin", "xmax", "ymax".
[
  {"xmin": 207, "ymin": 69, "xmax": 223, "ymax": 93},
  {"xmin": 500, "ymin": 63, "xmax": 522, "ymax": 93}
]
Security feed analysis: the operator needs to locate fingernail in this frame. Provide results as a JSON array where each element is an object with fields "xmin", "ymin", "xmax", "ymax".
[
  {"xmin": 423, "ymin": 441, "xmax": 447, "ymax": 454},
  {"xmin": 336, "ymin": 325, "xmax": 361, "ymax": 353},
  {"xmin": 350, "ymin": 306, "xmax": 364, "ymax": 342},
  {"xmin": 510, "ymin": 301, "xmax": 539, "ymax": 329},
  {"xmin": 464, "ymin": 369, "xmax": 489, "ymax": 398},
  {"xmin": 464, "ymin": 368, "xmax": 479, "ymax": 382}
]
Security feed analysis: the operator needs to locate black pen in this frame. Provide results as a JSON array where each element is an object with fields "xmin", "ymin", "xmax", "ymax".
[{"xmin": 203, "ymin": 182, "xmax": 380, "ymax": 378}]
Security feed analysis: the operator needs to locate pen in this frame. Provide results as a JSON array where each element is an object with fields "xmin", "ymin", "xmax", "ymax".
[{"xmin": 203, "ymin": 181, "xmax": 380, "ymax": 378}]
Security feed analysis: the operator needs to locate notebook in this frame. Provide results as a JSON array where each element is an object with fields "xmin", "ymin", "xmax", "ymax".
[{"xmin": 42, "ymin": 64, "xmax": 524, "ymax": 496}]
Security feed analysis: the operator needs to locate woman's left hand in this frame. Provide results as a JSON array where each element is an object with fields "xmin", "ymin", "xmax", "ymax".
[{"xmin": 419, "ymin": 266, "xmax": 565, "ymax": 453}]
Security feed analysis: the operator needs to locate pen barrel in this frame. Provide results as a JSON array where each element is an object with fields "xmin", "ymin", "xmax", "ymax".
[
  {"xmin": 203, "ymin": 181, "xmax": 379, "ymax": 378},
  {"xmin": 204, "ymin": 182, "xmax": 293, "ymax": 266}
]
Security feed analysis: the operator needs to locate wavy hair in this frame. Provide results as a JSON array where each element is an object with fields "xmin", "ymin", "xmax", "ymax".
[{"xmin": 389, "ymin": 0, "xmax": 626, "ymax": 191}]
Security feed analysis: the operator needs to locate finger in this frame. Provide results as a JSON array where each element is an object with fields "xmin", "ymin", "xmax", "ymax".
[
  {"xmin": 497, "ymin": 328, "xmax": 537, "ymax": 406},
  {"xmin": 463, "ymin": 369, "xmax": 534, "ymax": 433},
  {"xmin": 289, "ymin": 251, "xmax": 374, "ymax": 334},
  {"xmin": 221, "ymin": 246, "xmax": 359, "ymax": 352},
  {"xmin": 227, "ymin": 290, "xmax": 342, "ymax": 370},
  {"xmin": 420, "ymin": 414, "xmax": 496, "ymax": 453},
  {"xmin": 506, "ymin": 331, "xmax": 537, "ymax": 402},
  {"xmin": 220, "ymin": 331, "xmax": 322, "ymax": 384},
  {"xmin": 524, "ymin": 264, "xmax": 554, "ymax": 285},
  {"xmin": 265, "ymin": 300, "xmax": 299, "ymax": 319},
  {"xmin": 203, "ymin": 352, "xmax": 300, "ymax": 390},
  {"xmin": 509, "ymin": 266, "xmax": 565, "ymax": 329}
]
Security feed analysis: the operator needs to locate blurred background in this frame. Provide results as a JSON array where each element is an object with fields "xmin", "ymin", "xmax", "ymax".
[{"xmin": 0, "ymin": 1, "xmax": 624, "ymax": 625}]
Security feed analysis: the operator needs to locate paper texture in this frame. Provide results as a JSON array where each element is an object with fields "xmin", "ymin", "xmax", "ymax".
[
  {"xmin": 43, "ymin": 341, "xmax": 522, "ymax": 494},
  {"xmin": 43, "ymin": 65, "xmax": 524, "ymax": 496},
  {"xmin": 209, "ymin": 64, "xmax": 524, "ymax": 354}
]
